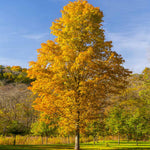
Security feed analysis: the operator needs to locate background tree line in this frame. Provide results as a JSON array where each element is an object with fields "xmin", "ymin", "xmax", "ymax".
[{"xmin": 0, "ymin": 65, "xmax": 149, "ymax": 145}]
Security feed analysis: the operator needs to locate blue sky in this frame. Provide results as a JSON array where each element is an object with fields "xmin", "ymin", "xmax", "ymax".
[{"xmin": 0, "ymin": 0, "xmax": 150, "ymax": 73}]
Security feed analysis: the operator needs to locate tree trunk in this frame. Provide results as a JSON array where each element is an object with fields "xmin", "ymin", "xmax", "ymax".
[
  {"xmin": 41, "ymin": 136, "xmax": 44, "ymax": 145},
  {"xmin": 75, "ymin": 126, "xmax": 80, "ymax": 150},
  {"xmin": 135, "ymin": 125, "xmax": 138, "ymax": 146},
  {"xmin": 103, "ymin": 136, "xmax": 105, "ymax": 143},
  {"xmin": 127, "ymin": 134, "xmax": 129, "ymax": 143},
  {"xmin": 68, "ymin": 135, "xmax": 70, "ymax": 144},
  {"xmin": 93, "ymin": 136, "xmax": 95, "ymax": 145},
  {"xmin": 96, "ymin": 136, "xmax": 99, "ymax": 143},
  {"xmin": 46, "ymin": 136, "xmax": 48, "ymax": 144},
  {"xmin": 136, "ymin": 133, "xmax": 138, "ymax": 146},
  {"xmin": 75, "ymin": 109, "xmax": 80, "ymax": 150},
  {"xmin": 13, "ymin": 135, "xmax": 16, "ymax": 146},
  {"xmin": 118, "ymin": 133, "xmax": 120, "ymax": 145},
  {"xmin": 3, "ymin": 127, "xmax": 6, "ymax": 136}
]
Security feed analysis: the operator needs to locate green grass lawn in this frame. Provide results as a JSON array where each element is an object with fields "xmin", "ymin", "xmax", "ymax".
[{"xmin": 0, "ymin": 141, "xmax": 150, "ymax": 150}]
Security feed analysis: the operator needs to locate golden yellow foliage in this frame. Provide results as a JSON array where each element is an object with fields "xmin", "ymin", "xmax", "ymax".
[{"xmin": 11, "ymin": 66, "xmax": 22, "ymax": 72}]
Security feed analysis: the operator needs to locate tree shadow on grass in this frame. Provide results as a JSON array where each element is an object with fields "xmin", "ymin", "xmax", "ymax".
[{"xmin": 0, "ymin": 144, "xmax": 74, "ymax": 150}]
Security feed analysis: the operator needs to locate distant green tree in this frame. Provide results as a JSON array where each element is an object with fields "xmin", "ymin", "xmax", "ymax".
[
  {"xmin": 107, "ymin": 71, "xmax": 150, "ymax": 144},
  {"xmin": 31, "ymin": 115, "xmax": 58, "ymax": 144},
  {"xmin": 7, "ymin": 120, "xmax": 26, "ymax": 145},
  {"xmin": 106, "ymin": 105, "xmax": 126, "ymax": 144}
]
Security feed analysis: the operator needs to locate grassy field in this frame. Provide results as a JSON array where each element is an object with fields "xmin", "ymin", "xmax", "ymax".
[{"xmin": 0, "ymin": 141, "xmax": 150, "ymax": 150}]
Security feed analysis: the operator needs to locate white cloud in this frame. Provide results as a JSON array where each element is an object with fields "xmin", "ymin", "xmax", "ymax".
[
  {"xmin": 22, "ymin": 33, "xmax": 49, "ymax": 40},
  {"xmin": 105, "ymin": 27, "xmax": 150, "ymax": 73}
]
